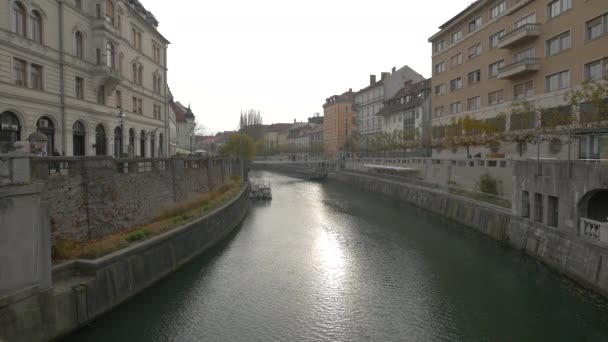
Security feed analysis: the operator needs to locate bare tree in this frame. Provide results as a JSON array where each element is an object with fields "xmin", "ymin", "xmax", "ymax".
[{"xmin": 238, "ymin": 109, "xmax": 265, "ymax": 142}]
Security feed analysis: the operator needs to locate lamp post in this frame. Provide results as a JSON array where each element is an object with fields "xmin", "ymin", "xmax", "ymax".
[
  {"xmin": 190, "ymin": 130, "xmax": 194, "ymax": 154},
  {"xmin": 117, "ymin": 109, "xmax": 125, "ymax": 157}
]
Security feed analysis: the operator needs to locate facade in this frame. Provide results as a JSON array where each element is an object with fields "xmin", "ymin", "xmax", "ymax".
[
  {"xmin": 323, "ymin": 89, "xmax": 356, "ymax": 158},
  {"xmin": 308, "ymin": 124, "xmax": 323, "ymax": 155},
  {"xmin": 378, "ymin": 79, "xmax": 432, "ymax": 142},
  {"xmin": 429, "ymin": 0, "xmax": 608, "ymax": 159},
  {"xmin": 0, "ymin": 0, "xmax": 170, "ymax": 157},
  {"xmin": 354, "ymin": 66, "xmax": 425, "ymax": 140},
  {"xmin": 169, "ymin": 98, "xmax": 195, "ymax": 152},
  {"xmin": 264, "ymin": 123, "xmax": 291, "ymax": 153}
]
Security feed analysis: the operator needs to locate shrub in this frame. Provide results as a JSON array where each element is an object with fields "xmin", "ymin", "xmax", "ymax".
[
  {"xmin": 54, "ymin": 240, "xmax": 77, "ymax": 260},
  {"xmin": 230, "ymin": 175, "xmax": 241, "ymax": 183},
  {"xmin": 125, "ymin": 229, "xmax": 150, "ymax": 243},
  {"xmin": 479, "ymin": 173, "xmax": 498, "ymax": 195}
]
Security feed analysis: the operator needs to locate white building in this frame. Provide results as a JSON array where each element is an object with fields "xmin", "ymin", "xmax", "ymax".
[
  {"xmin": 0, "ymin": 0, "xmax": 169, "ymax": 157},
  {"xmin": 379, "ymin": 79, "xmax": 432, "ymax": 141}
]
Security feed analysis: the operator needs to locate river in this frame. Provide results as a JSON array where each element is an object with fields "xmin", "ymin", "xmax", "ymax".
[{"xmin": 65, "ymin": 171, "xmax": 608, "ymax": 341}]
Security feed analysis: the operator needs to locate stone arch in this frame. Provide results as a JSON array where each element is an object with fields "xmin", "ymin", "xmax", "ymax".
[
  {"xmin": 579, "ymin": 189, "xmax": 608, "ymax": 223},
  {"xmin": 0, "ymin": 107, "xmax": 28, "ymax": 132},
  {"xmin": 72, "ymin": 120, "xmax": 87, "ymax": 156}
]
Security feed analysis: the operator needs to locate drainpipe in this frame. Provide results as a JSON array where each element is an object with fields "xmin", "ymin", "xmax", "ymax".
[
  {"xmin": 58, "ymin": 1, "xmax": 67, "ymax": 155},
  {"xmin": 163, "ymin": 44, "xmax": 168, "ymax": 157}
]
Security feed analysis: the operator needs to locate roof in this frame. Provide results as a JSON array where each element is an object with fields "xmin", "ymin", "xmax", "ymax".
[
  {"xmin": 429, "ymin": 0, "xmax": 484, "ymax": 41},
  {"xmin": 324, "ymin": 90, "xmax": 355, "ymax": 108},
  {"xmin": 377, "ymin": 79, "xmax": 431, "ymax": 117},
  {"xmin": 267, "ymin": 123, "xmax": 293, "ymax": 132},
  {"xmin": 171, "ymin": 101, "xmax": 195, "ymax": 122}
]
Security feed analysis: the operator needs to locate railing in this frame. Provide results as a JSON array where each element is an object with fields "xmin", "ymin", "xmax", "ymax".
[
  {"xmin": 498, "ymin": 58, "xmax": 540, "ymax": 74},
  {"xmin": 580, "ymin": 218, "xmax": 608, "ymax": 242},
  {"xmin": 498, "ymin": 23, "xmax": 540, "ymax": 43}
]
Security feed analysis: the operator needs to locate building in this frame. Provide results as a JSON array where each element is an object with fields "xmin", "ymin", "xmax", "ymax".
[
  {"xmin": 307, "ymin": 124, "xmax": 323, "ymax": 156},
  {"xmin": 169, "ymin": 97, "xmax": 195, "ymax": 152},
  {"xmin": 0, "ymin": 0, "xmax": 170, "ymax": 157},
  {"xmin": 264, "ymin": 123, "xmax": 292, "ymax": 153},
  {"xmin": 378, "ymin": 79, "xmax": 432, "ymax": 144},
  {"xmin": 323, "ymin": 89, "xmax": 356, "ymax": 158},
  {"xmin": 428, "ymin": 0, "xmax": 608, "ymax": 159},
  {"xmin": 354, "ymin": 66, "xmax": 425, "ymax": 141}
]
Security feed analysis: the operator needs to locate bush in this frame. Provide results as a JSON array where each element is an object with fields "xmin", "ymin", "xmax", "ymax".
[
  {"xmin": 125, "ymin": 229, "xmax": 150, "ymax": 243},
  {"xmin": 479, "ymin": 173, "xmax": 498, "ymax": 195},
  {"xmin": 230, "ymin": 175, "xmax": 241, "ymax": 183},
  {"xmin": 54, "ymin": 240, "xmax": 77, "ymax": 260}
]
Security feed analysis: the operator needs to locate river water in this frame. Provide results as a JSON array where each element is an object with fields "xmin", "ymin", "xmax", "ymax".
[{"xmin": 65, "ymin": 171, "xmax": 608, "ymax": 341}]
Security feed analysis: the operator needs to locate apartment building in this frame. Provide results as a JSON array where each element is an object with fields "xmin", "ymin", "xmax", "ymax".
[
  {"xmin": 323, "ymin": 89, "xmax": 355, "ymax": 158},
  {"xmin": 354, "ymin": 66, "xmax": 424, "ymax": 141},
  {"xmin": 429, "ymin": 0, "xmax": 608, "ymax": 159},
  {"xmin": 379, "ymin": 79, "xmax": 432, "ymax": 141},
  {"xmin": 0, "ymin": 0, "xmax": 169, "ymax": 157}
]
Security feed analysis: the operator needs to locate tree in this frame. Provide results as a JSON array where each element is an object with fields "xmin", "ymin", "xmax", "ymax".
[
  {"xmin": 220, "ymin": 133, "xmax": 255, "ymax": 160},
  {"xmin": 239, "ymin": 109, "xmax": 265, "ymax": 142}
]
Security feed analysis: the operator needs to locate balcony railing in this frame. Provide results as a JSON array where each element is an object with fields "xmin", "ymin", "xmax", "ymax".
[
  {"xmin": 497, "ymin": 23, "xmax": 541, "ymax": 49},
  {"xmin": 497, "ymin": 58, "xmax": 540, "ymax": 79},
  {"xmin": 580, "ymin": 218, "xmax": 608, "ymax": 243}
]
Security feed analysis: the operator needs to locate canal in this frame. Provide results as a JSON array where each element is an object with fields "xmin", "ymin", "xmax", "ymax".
[{"xmin": 66, "ymin": 171, "xmax": 608, "ymax": 341}]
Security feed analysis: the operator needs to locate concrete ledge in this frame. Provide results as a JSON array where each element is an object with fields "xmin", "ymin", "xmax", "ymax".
[{"xmin": 0, "ymin": 184, "xmax": 250, "ymax": 342}]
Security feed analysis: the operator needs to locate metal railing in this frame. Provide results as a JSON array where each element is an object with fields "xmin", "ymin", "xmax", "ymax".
[
  {"xmin": 498, "ymin": 23, "xmax": 540, "ymax": 43},
  {"xmin": 498, "ymin": 58, "xmax": 540, "ymax": 74}
]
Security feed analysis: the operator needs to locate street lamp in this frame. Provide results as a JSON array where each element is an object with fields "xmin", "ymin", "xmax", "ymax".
[
  {"xmin": 190, "ymin": 130, "xmax": 194, "ymax": 154},
  {"xmin": 117, "ymin": 109, "xmax": 125, "ymax": 157}
]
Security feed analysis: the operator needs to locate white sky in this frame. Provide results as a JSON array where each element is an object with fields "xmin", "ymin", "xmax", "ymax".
[{"xmin": 143, "ymin": 0, "xmax": 473, "ymax": 134}]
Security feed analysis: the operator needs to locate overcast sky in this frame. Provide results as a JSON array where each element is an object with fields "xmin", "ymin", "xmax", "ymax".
[{"xmin": 143, "ymin": 0, "xmax": 473, "ymax": 134}]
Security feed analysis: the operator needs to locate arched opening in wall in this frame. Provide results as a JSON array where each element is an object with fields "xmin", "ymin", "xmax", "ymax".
[
  {"xmin": 128, "ymin": 128, "xmax": 135, "ymax": 157},
  {"xmin": 30, "ymin": 10, "xmax": 42, "ymax": 43},
  {"xmin": 0, "ymin": 111, "xmax": 21, "ymax": 154},
  {"xmin": 12, "ymin": 2, "xmax": 26, "ymax": 37},
  {"xmin": 75, "ymin": 31, "xmax": 84, "ymax": 59},
  {"xmin": 36, "ymin": 116, "xmax": 55, "ymax": 156},
  {"xmin": 580, "ymin": 190, "xmax": 608, "ymax": 223},
  {"xmin": 150, "ymin": 134, "xmax": 156, "ymax": 158},
  {"xmin": 140, "ymin": 130, "xmax": 145, "ymax": 157},
  {"xmin": 114, "ymin": 126, "xmax": 122, "ymax": 157},
  {"xmin": 159, "ymin": 133, "xmax": 164, "ymax": 157},
  {"xmin": 106, "ymin": 42, "xmax": 115, "ymax": 69},
  {"xmin": 95, "ymin": 124, "xmax": 106, "ymax": 156},
  {"xmin": 105, "ymin": 0, "xmax": 115, "ymax": 24},
  {"xmin": 72, "ymin": 121, "xmax": 86, "ymax": 156}
]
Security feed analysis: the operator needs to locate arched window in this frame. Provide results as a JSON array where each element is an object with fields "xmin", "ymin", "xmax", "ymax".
[
  {"xmin": 159, "ymin": 133, "xmax": 164, "ymax": 157},
  {"xmin": 30, "ymin": 10, "xmax": 42, "ymax": 43},
  {"xmin": 150, "ymin": 134, "xmax": 155, "ymax": 158},
  {"xmin": 75, "ymin": 31, "xmax": 84, "ymax": 59},
  {"xmin": 0, "ymin": 111, "xmax": 21, "ymax": 154},
  {"xmin": 106, "ymin": 42, "xmax": 115, "ymax": 68},
  {"xmin": 72, "ymin": 121, "xmax": 86, "ymax": 156},
  {"xmin": 105, "ymin": 0, "xmax": 115, "ymax": 24},
  {"xmin": 138, "ymin": 66, "xmax": 143, "ymax": 85},
  {"xmin": 118, "ymin": 53, "xmax": 124, "ymax": 74},
  {"xmin": 95, "ymin": 124, "xmax": 106, "ymax": 156},
  {"xmin": 12, "ymin": 2, "xmax": 26, "ymax": 36},
  {"xmin": 140, "ymin": 130, "xmax": 146, "ymax": 157},
  {"xmin": 114, "ymin": 126, "xmax": 123, "ymax": 157},
  {"xmin": 128, "ymin": 128, "xmax": 135, "ymax": 157},
  {"xmin": 132, "ymin": 63, "xmax": 137, "ymax": 83}
]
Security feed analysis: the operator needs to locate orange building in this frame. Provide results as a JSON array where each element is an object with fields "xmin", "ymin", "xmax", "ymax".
[{"xmin": 323, "ymin": 89, "xmax": 356, "ymax": 158}]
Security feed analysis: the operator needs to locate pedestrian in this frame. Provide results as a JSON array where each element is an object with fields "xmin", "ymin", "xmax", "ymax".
[{"xmin": 52, "ymin": 148, "xmax": 61, "ymax": 174}]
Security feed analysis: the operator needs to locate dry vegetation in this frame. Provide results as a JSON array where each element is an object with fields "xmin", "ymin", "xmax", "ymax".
[{"xmin": 53, "ymin": 176, "xmax": 243, "ymax": 262}]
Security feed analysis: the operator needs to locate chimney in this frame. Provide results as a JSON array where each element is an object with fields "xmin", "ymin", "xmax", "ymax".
[
  {"xmin": 404, "ymin": 80, "xmax": 413, "ymax": 91},
  {"xmin": 294, "ymin": 119, "xmax": 296, "ymax": 124},
  {"xmin": 381, "ymin": 72, "xmax": 389, "ymax": 80},
  {"xmin": 392, "ymin": 66, "xmax": 396, "ymax": 73},
  {"xmin": 370, "ymin": 74, "xmax": 376, "ymax": 85},
  {"xmin": 349, "ymin": 88, "xmax": 352, "ymax": 93}
]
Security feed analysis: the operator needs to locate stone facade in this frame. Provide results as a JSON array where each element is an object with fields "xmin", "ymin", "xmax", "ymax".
[
  {"xmin": 31, "ymin": 156, "xmax": 241, "ymax": 242},
  {"xmin": 0, "ymin": 0, "xmax": 169, "ymax": 157}
]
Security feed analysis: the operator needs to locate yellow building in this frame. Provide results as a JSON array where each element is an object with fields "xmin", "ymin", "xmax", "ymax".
[{"xmin": 323, "ymin": 89, "xmax": 356, "ymax": 158}]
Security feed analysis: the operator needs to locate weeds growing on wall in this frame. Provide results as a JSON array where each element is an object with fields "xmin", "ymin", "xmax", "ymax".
[{"xmin": 479, "ymin": 173, "xmax": 498, "ymax": 196}]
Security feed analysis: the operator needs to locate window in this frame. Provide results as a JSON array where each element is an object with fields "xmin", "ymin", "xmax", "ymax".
[
  {"xmin": 450, "ymin": 102, "xmax": 461, "ymax": 114},
  {"xmin": 488, "ymin": 60, "xmax": 505, "ymax": 78},
  {"xmin": 435, "ymin": 40, "xmax": 445, "ymax": 53},
  {"xmin": 131, "ymin": 28, "xmax": 137, "ymax": 46},
  {"xmin": 514, "ymin": 81, "xmax": 534, "ymax": 100},
  {"xmin": 30, "ymin": 64, "xmax": 42, "ymax": 90},
  {"xmin": 138, "ymin": 66, "xmax": 143, "ymax": 85},
  {"xmin": 489, "ymin": 30, "xmax": 505, "ymax": 49},
  {"xmin": 586, "ymin": 14, "xmax": 608, "ymax": 41},
  {"xmin": 13, "ymin": 58, "xmax": 26, "ymax": 86},
  {"xmin": 153, "ymin": 44, "xmax": 161, "ymax": 64},
  {"xmin": 585, "ymin": 58, "xmax": 608, "ymax": 81},
  {"xmin": 435, "ymin": 84, "xmax": 445, "ymax": 95},
  {"xmin": 451, "ymin": 30, "xmax": 463, "ymax": 43},
  {"xmin": 75, "ymin": 0, "xmax": 82, "ymax": 10},
  {"xmin": 75, "ymin": 77, "xmax": 84, "ymax": 99},
  {"xmin": 132, "ymin": 97, "xmax": 137, "ymax": 113},
  {"xmin": 138, "ymin": 99, "xmax": 143, "ymax": 114},
  {"xmin": 469, "ymin": 17, "xmax": 482, "ymax": 33},
  {"xmin": 30, "ymin": 11, "xmax": 42, "ymax": 43},
  {"xmin": 132, "ymin": 64, "xmax": 137, "ymax": 82},
  {"xmin": 451, "ymin": 53, "xmax": 463, "ymax": 67},
  {"xmin": 468, "ymin": 69, "xmax": 481, "ymax": 85},
  {"xmin": 75, "ymin": 31, "xmax": 84, "ymax": 59},
  {"xmin": 450, "ymin": 77, "xmax": 463, "ymax": 91},
  {"xmin": 513, "ymin": 47, "xmax": 535, "ymax": 62},
  {"xmin": 116, "ymin": 90, "xmax": 122, "ymax": 109},
  {"xmin": 97, "ymin": 86, "xmax": 105, "ymax": 105},
  {"xmin": 488, "ymin": 90, "xmax": 505, "ymax": 105},
  {"xmin": 12, "ymin": 2, "xmax": 26, "ymax": 36},
  {"xmin": 106, "ymin": 42, "xmax": 115, "ymax": 68},
  {"xmin": 468, "ymin": 43, "xmax": 481, "ymax": 59},
  {"xmin": 545, "ymin": 70, "xmax": 570, "ymax": 92},
  {"xmin": 490, "ymin": 1, "xmax": 506, "ymax": 19},
  {"xmin": 105, "ymin": 0, "xmax": 115, "ymax": 24},
  {"xmin": 136, "ymin": 32, "xmax": 142, "ymax": 50},
  {"xmin": 547, "ymin": 0, "xmax": 571, "ymax": 20},
  {"xmin": 435, "ymin": 62, "xmax": 445, "ymax": 74},
  {"xmin": 467, "ymin": 96, "xmax": 481, "ymax": 111},
  {"xmin": 514, "ymin": 13, "xmax": 536, "ymax": 28}
]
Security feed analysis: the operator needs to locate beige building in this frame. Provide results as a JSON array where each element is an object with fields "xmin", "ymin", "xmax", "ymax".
[
  {"xmin": 0, "ymin": 0, "xmax": 169, "ymax": 157},
  {"xmin": 429, "ymin": 0, "xmax": 608, "ymax": 159}
]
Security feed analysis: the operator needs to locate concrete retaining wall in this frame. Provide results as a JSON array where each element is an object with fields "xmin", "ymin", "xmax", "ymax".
[{"xmin": 0, "ymin": 184, "xmax": 250, "ymax": 342}]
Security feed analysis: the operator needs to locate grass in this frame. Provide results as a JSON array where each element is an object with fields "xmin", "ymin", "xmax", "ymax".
[{"xmin": 53, "ymin": 177, "xmax": 243, "ymax": 262}]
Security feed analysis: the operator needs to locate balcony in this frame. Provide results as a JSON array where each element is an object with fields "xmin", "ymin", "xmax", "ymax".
[
  {"xmin": 497, "ymin": 58, "xmax": 540, "ymax": 79},
  {"xmin": 497, "ymin": 24, "xmax": 540, "ymax": 49},
  {"xmin": 92, "ymin": 65, "xmax": 122, "ymax": 89},
  {"xmin": 580, "ymin": 218, "xmax": 608, "ymax": 244}
]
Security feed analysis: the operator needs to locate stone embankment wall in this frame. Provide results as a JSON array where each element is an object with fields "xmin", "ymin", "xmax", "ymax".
[
  {"xmin": 30, "ymin": 157, "xmax": 240, "ymax": 242},
  {"xmin": 0, "ymin": 183, "xmax": 250, "ymax": 342},
  {"xmin": 331, "ymin": 171, "xmax": 608, "ymax": 298}
]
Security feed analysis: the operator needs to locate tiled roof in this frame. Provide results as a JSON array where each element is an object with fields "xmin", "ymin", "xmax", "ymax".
[
  {"xmin": 377, "ymin": 79, "xmax": 431, "ymax": 117},
  {"xmin": 267, "ymin": 123, "xmax": 293, "ymax": 132}
]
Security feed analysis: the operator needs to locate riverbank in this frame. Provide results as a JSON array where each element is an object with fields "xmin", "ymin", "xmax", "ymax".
[{"xmin": 0, "ymin": 183, "xmax": 250, "ymax": 342}]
